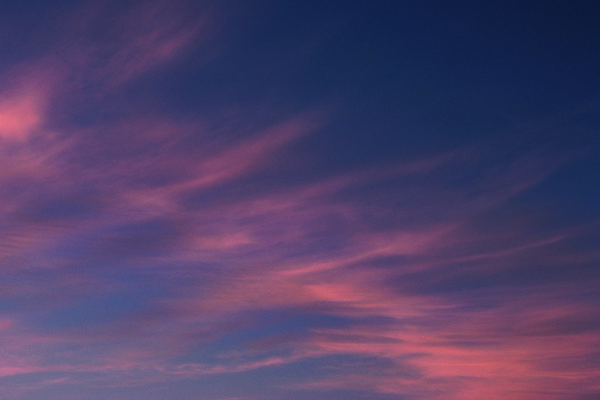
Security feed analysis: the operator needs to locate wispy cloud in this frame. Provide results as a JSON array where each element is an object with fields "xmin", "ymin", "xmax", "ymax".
[
  {"xmin": 56, "ymin": 0, "xmax": 214, "ymax": 92},
  {"xmin": 0, "ymin": 1, "xmax": 597, "ymax": 400}
]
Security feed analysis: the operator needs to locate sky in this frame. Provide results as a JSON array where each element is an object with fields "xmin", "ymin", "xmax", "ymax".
[{"xmin": 0, "ymin": 1, "xmax": 599, "ymax": 399}]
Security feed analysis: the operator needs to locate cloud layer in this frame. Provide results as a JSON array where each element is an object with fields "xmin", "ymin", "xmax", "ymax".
[{"xmin": 0, "ymin": 1, "xmax": 598, "ymax": 400}]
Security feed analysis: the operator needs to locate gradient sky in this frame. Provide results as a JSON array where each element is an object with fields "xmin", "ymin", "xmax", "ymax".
[{"xmin": 0, "ymin": 1, "xmax": 599, "ymax": 399}]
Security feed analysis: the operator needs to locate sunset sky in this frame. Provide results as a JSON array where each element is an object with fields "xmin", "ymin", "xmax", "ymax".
[{"xmin": 0, "ymin": 1, "xmax": 599, "ymax": 399}]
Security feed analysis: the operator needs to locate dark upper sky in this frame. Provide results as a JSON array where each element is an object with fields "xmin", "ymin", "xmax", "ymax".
[{"xmin": 0, "ymin": 1, "xmax": 598, "ymax": 399}]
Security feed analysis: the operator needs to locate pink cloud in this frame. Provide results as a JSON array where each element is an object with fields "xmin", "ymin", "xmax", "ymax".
[
  {"xmin": 180, "ymin": 112, "xmax": 323, "ymax": 189},
  {"xmin": 0, "ymin": 90, "xmax": 42, "ymax": 141},
  {"xmin": 0, "ymin": 26, "xmax": 595, "ymax": 398},
  {"xmin": 0, "ymin": 65, "xmax": 57, "ymax": 143},
  {"xmin": 58, "ymin": 0, "xmax": 215, "ymax": 93}
]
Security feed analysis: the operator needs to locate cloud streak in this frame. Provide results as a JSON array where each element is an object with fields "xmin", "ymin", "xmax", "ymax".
[{"xmin": 0, "ymin": 1, "xmax": 598, "ymax": 400}]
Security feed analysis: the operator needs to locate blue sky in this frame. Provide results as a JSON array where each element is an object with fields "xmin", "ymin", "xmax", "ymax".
[{"xmin": 0, "ymin": 1, "xmax": 598, "ymax": 399}]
